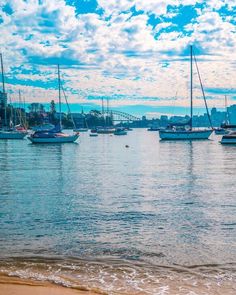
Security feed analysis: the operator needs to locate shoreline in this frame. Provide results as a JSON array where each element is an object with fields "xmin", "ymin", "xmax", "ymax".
[
  {"xmin": 0, "ymin": 275, "xmax": 98, "ymax": 295},
  {"xmin": 1, "ymin": 271, "xmax": 236, "ymax": 295}
]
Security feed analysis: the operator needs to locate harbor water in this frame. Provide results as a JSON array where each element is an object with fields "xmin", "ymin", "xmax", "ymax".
[{"xmin": 0, "ymin": 129, "xmax": 236, "ymax": 294}]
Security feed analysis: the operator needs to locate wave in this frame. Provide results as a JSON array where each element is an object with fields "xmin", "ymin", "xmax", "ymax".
[{"xmin": 0, "ymin": 257, "xmax": 236, "ymax": 295}]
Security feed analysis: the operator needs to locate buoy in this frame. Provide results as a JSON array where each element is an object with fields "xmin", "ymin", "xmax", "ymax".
[{"xmin": 125, "ymin": 145, "xmax": 129, "ymax": 148}]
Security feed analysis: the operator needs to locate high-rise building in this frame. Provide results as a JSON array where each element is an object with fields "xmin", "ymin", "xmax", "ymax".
[{"xmin": 227, "ymin": 105, "xmax": 236, "ymax": 124}]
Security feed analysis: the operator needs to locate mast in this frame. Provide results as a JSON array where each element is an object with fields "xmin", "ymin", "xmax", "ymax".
[
  {"xmin": 101, "ymin": 97, "xmax": 105, "ymax": 127},
  {"xmin": 19, "ymin": 89, "xmax": 22, "ymax": 125},
  {"xmin": 23, "ymin": 93, "xmax": 27, "ymax": 127},
  {"xmin": 57, "ymin": 64, "xmax": 62, "ymax": 128},
  {"xmin": 193, "ymin": 49, "xmax": 213, "ymax": 129},
  {"xmin": 106, "ymin": 97, "xmax": 109, "ymax": 126},
  {"xmin": 190, "ymin": 45, "xmax": 193, "ymax": 130},
  {"xmin": 101, "ymin": 97, "xmax": 104, "ymax": 114},
  {"xmin": 0, "ymin": 53, "xmax": 7, "ymax": 127},
  {"xmin": 9, "ymin": 93, "xmax": 13, "ymax": 127},
  {"xmin": 225, "ymin": 95, "xmax": 230, "ymax": 123}
]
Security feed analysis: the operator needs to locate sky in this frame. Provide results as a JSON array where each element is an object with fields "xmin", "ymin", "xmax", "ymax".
[{"xmin": 0, "ymin": 0, "xmax": 236, "ymax": 117}]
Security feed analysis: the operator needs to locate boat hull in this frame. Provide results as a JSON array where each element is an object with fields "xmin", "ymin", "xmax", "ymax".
[
  {"xmin": 0, "ymin": 131, "xmax": 27, "ymax": 139},
  {"xmin": 215, "ymin": 129, "xmax": 229, "ymax": 135},
  {"xmin": 147, "ymin": 128, "xmax": 159, "ymax": 131},
  {"xmin": 28, "ymin": 134, "xmax": 79, "ymax": 143},
  {"xmin": 73, "ymin": 128, "xmax": 88, "ymax": 132},
  {"xmin": 220, "ymin": 135, "xmax": 236, "ymax": 144},
  {"xmin": 159, "ymin": 130, "xmax": 212, "ymax": 140},
  {"xmin": 97, "ymin": 128, "xmax": 115, "ymax": 134},
  {"xmin": 114, "ymin": 131, "xmax": 127, "ymax": 135}
]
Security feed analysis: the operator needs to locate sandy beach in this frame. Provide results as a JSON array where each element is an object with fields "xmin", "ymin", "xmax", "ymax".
[
  {"xmin": 0, "ymin": 275, "xmax": 98, "ymax": 295},
  {"xmin": 1, "ymin": 272, "xmax": 236, "ymax": 295}
]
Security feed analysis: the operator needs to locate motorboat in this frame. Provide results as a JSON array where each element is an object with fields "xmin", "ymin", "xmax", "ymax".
[
  {"xmin": 147, "ymin": 126, "xmax": 160, "ymax": 131},
  {"xmin": 220, "ymin": 131, "xmax": 236, "ymax": 144},
  {"xmin": 97, "ymin": 127, "xmax": 115, "ymax": 134},
  {"xmin": 114, "ymin": 127, "xmax": 127, "ymax": 135},
  {"xmin": 89, "ymin": 132, "xmax": 98, "ymax": 137},
  {"xmin": 73, "ymin": 128, "xmax": 88, "ymax": 132}
]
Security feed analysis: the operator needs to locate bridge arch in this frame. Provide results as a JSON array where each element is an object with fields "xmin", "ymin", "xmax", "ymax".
[{"xmin": 103, "ymin": 110, "xmax": 140, "ymax": 122}]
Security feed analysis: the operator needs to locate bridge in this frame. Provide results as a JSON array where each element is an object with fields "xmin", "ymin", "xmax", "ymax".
[{"xmin": 103, "ymin": 110, "xmax": 141, "ymax": 122}]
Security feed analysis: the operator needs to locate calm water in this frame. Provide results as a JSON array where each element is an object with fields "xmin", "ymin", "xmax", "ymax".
[{"xmin": 0, "ymin": 129, "xmax": 236, "ymax": 294}]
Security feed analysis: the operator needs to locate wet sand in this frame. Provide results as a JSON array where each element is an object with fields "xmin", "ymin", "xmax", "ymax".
[
  {"xmin": 1, "ymin": 272, "xmax": 236, "ymax": 295},
  {"xmin": 0, "ymin": 275, "xmax": 98, "ymax": 295}
]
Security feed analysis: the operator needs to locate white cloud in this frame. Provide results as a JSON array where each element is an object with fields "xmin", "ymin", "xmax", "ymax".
[{"xmin": 0, "ymin": 0, "xmax": 235, "ymax": 112}]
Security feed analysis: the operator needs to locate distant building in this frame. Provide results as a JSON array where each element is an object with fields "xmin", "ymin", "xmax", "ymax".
[
  {"xmin": 227, "ymin": 105, "xmax": 236, "ymax": 124},
  {"xmin": 54, "ymin": 112, "xmax": 67, "ymax": 120},
  {"xmin": 160, "ymin": 115, "xmax": 168, "ymax": 121},
  {"xmin": 142, "ymin": 115, "xmax": 147, "ymax": 121},
  {"xmin": 70, "ymin": 113, "xmax": 86, "ymax": 127}
]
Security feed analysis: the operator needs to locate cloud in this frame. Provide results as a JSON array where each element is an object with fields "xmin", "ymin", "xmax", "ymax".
[{"xmin": 0, "ymin": 0, "xmax": 235, "ymax": 114}]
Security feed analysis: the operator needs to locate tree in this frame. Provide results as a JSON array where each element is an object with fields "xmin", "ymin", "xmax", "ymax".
[
  {"xmin": 28, "ymin": 103, "xmax": 45, "ymax": 113},
  {"xmin": 50, "ymin": 100, "xmax": 56, "ymax": 114}
]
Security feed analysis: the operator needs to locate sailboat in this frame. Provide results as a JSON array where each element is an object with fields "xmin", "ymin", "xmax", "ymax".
[
  {"xmin": 97, "ymin": 97, "xmax": 115, "ymax": 134},
  {"xmin": 73, "ymin": 110, "xmax": 89, "ymax": 132},
  {"xmin": 0, "ymin": 53, "xmax": 27, "ymax": 139},
  {"xmin": 220, "ymin": 99, "xmax": 236, "ymax": 143},
  {"xmin": 28, "ymin": 65, "xmax": 79, "ymax": 143},
  {"xmin": 215, "ymin": 95, "xmax": 230, "ymax": 135},
  {"xmin": 159, "ymin": 46, "xmax": 213, "ymax": 140}
]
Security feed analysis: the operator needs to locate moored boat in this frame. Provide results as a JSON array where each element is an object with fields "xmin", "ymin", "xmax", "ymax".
[
  {"xmin": 159, "ymin": 129, "xmax": 212, "ymax": 140},
  {"xmin": 97, "ymin": 127, "xmax": 115, "ymax": 134},
  {"xmin": 0, "ymin": 129, "xmax": 27, "ymax": 139},
  {"xmin": 28, "ymin": 130, "xmax": 79, "ymax": 143},
  {"xmin": 214, "ymin": 96, "xmax": 232, "ymax": 135},
  {"xmin": 147, "ymin": 126, "xmax": 160, "ymax": 131},
  {"xmin": 220, "ymin": 131, "xmax": 236, "ymax": 144},
  {"xmin": 89, "ymin": 132, "xmax": 98, "ymax": 137},
  {"xmin": 0, "ymin": 53, "xmax": 27, "ymax": 139},
  {"xmin": 159, "ymin": 46, "xmax": 213, "ymax": 140},
  {"xmin": 73, "ymin": 128, "xmax": 88, "ymax": 132},
  {"xmin": 28, "ymin": 65, "xmax": 79, "ymax": 144},
  {"xmin": 214, "ymin": 127, "xmax": 229, "ymax": 135},
  {"xmin": 114, "ymin": 127, "xmax": 127, "ymax": 135}
]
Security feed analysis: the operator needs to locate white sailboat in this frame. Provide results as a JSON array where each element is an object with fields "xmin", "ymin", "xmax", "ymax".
[
  {"xmin": 159, "ymin": 46, "xmax": 213, "ymax": 140},
  {"xmin": 0, "ymin": 53, "xmax": 27, "ymax": 139},
  {"xmin": 28, "ymin": 65, "xmax": 79, "ymax": 144},
  {"xmin": 96, "ymin": 97, "xmax": 115, "ymax": 134}
]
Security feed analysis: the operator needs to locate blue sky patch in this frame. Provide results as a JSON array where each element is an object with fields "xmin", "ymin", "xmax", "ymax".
[{"xmin": 66, "ymin": 0, "xmax": 100, "ymax": 15}]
